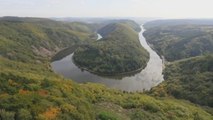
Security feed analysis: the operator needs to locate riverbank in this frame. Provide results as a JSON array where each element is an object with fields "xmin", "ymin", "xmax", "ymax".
[
  {"xmin": 51, "ymin": 25, "xmax": 164, "ymax": 92},
  {"xmin": 51, "ymin": 45, "xmax": 79, "ymax": 62},
  {"xmin": 52, "ymin": 46, "xmax": 148, "ymax": 78},
  {"xmin": 72, "ymin": 55, "xmax": 146, "ymax": 77}
]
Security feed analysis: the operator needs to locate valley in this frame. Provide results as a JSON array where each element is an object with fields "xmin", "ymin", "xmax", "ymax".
[
  {"xmin": 51, "ymin": 25, "xmax": 164, "ymax": 92},
  {"xmin": 0, "ymin": 17, "xmax": 212, "ymax": 120}
]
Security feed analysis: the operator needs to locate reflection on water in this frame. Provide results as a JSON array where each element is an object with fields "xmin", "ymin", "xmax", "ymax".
[
  {"xmin": 97, "ymin": 33, "xmax": 103, "ymax": 40},
  {"xmin": 51, "ymin": 26, "xmax": 164, "ymax": 92}
]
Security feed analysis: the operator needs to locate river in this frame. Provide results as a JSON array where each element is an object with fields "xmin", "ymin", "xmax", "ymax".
[{"xmin": 51, "ymin": 26, "xmax": 164, "ymax": 92}]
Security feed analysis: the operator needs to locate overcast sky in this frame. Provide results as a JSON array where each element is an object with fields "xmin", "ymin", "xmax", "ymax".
[{"xmin": 0, "ymin": 0, "xmax": 212, "ymax": 18}]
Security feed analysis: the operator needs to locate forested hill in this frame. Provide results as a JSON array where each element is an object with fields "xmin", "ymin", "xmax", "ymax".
[
  {"xmin": 97, "ymin": 20, "xmax": 141, "ymax": 38},
  {"xmin": 98, "ymin": 19, "xmax": 142, "ymax": 34},
  {"xmin": 144, "ymin": 20, "xmax": 213, "ymax": 113},
  {"xmin": 0, "ymin": 17, "xmax": 212, "ymax": 119},
  {"xmin": 0, "ymin": 17, "xmax": 97, "ymax": 63},
  {"xmin": 143, "ymin": 23, "xmax": 213, "ymax": 61},
  {"xmin": 149, "ymin": 54, "xmax": 213, "ymax": 107},
  {"xmin": 73, "ymin": 22, "xmax": 149, "ymax": 75}
]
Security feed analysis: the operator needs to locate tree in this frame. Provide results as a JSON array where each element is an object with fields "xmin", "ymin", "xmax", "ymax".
[
  {"xmin": 16, "ymin": 109, "xmax": 32, "ymax": 120},
  {"xmin": 0, "ymin": 109, "xmax": 15, "ymax": 120}
]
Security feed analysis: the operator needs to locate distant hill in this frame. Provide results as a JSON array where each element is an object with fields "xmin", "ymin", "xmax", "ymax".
[
  {"xmin": 144, "ymin": 19, "xmax": 213, "ymax": 28},
  {"xmin": 98, "ymin": 19, "xmax": 141, "ymax": 33},
  {"xmin": 73, "ymin": 21, "xmax": 149, "ymax": 75},
  {"xmin": 144, "ymin": 23, "xmax": 213, "ymax": 61},
  {"xmin": 51, "ymin": 17, "xmax": 111, "ymax": 23},
  {"xmin": 53, "ymin": 17, "xmax": 142, "ymax": 32},
  {"xmin": 98, "ymin": 20, "xmax": 141, "ymax": 37}
]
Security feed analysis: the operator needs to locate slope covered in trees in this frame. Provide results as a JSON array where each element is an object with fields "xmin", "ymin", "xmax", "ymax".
[
  {"xmin": 149, "ymin": 55, "xmax": 213, "ymax": 108},
  {"xmin": 0, "ymin": 17, "xmax": 97, "ymax": 63},
  {"xmin": 73, "ymin": 22, "xmax": 149, "ymax": 75},
  {"xmin": 143, "ymin": 24, "xmax": 213, "ymax": 61},
  {"xmin": 1, "ymin": 56, "xmax": 213, "ymax": 120},
  {"xmin": 144, "ymin": 20, "xmax": 213, "ymax": 111},
  {"xmin": 0, "ymin": 17, "xmax": 212, "ymax": 119},
  {"xmin": 97, "ymin": 19, "xmax": 142, "ymax": 35}
]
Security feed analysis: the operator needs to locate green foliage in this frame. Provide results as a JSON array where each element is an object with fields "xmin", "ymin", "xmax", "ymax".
[
  {"xmin": 68, "ymin": 22, "xmax": 96, "ymax": 33},
  {"xmin": 0, "ymin": 109, "xmax": 15, "ymax": 120},
  {"xmin": 97, "ymin": 112, "xmax": 117, "ymax": 120},
  {"xmin": 150, "ymin": 55, "xmax": 213, "ymax": 107},
  {"xmin": 73, "ymin": 23, "xmax": 149, "ymax": 75},
  {"xmin": 0, "ymin": 17, "xmax": 212, "ymax": 120},
  {"xmin": 130, "ymin": 109, "xmax": 163, "ymax": 120},
  {"xmin": 144, "ymin": 20, "xmax": 213, "ymax": 109},
  {"xmin": 98, "ymin": 19, "xmax": 142, "ymax": 35},
  {"xmin": 0, "ymin": 56, "xmax": 213, "ymax": 119},
  {"xmin": 16, "ymin": 109, "xmax": 33, "ymax": 120},
  {"xmin": 0, "ymin": 17, "xmax": 96, "ymax": 63},
  {"xmin": 143, "ymin": 24, "xmax": 213, "ymax": 61}
]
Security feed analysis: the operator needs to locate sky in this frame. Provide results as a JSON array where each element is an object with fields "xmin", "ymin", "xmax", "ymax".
[{"xmin": 0, "ymin": 0, "xmax": 212, "ymax": 18}]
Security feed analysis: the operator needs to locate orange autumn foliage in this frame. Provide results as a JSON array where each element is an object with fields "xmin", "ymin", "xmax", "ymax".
[
  {"xmin": 19, "ymin": 89, "xmax": 30, "ymax": 95},
  {"xmin": 38, "ymin": 89, "xmax": 48, "ymax": 96},
  {"xmin": 42, "ymin": 107, "xmax": 60, "ymax": 120}
]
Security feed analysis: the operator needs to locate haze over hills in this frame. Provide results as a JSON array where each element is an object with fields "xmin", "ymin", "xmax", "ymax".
[
  {"xmin": 0, "ymin": 16, "xmax": 213, "ymax": 120},
  {"xmin": 51, "ymin": 17, "xmax": 158, "ymax": 25},
  {"xmin": 144, "ymin": 19, "xmax": 213, "ymax": 28}
]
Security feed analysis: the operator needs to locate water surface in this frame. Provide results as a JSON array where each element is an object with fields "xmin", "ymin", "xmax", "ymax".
[
  {"xmin": 97, "ymin": 33, "xmax": 103, "ymax": 40},
  {"xmin": 51, "ymin": 26, "xmax": 164, "ymax": 92}
]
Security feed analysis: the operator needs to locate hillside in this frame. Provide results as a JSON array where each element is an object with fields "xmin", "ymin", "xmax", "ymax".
[
  {"xmin": 97, "ymin": 20, "xmax": 141, "ymax": 37},
  {"xmin": 98, "ymin": 19, "xmax": 142, "ymax": 33},
  {"xmin": 0, "ymin": 17, "xmax": 212, "ymax": 120},
  {"xmin": 0, "ymin": 17, "xmax": 96, "ymax": 63},
  {"xmin": 73, "ymin": 22, "xmax": 149, "ymax": 75},
  {"xmin": 1, "ymin": 56, "xmax": 213, "ymax": 120},
  {"xmin": 144, "ymin": 20, "xmax": 213, "ymax": 109},
  {"xmin": 149, "ymin": 55, "xmax": 213, "ymax": 108},
  {"xmin": 143, "ymin": 24, "xmax": 213, "ymax": 61}
]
